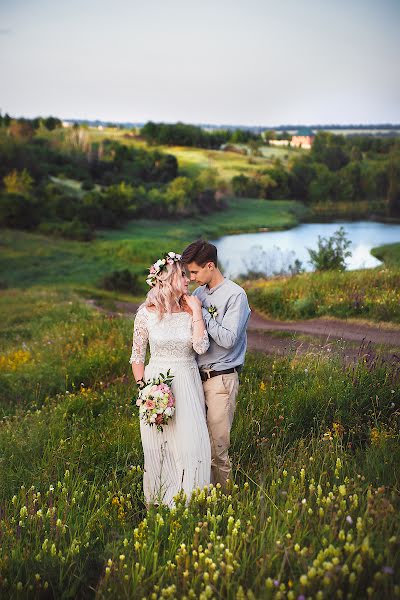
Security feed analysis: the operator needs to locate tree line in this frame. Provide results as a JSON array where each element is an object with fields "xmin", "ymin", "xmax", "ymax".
[
  {"xmin": 141, "ymin": 121, "xmax": 261, "ymax": 148},
  {"xmin": 232, "ymin": 132, "xmax": 400, "ymax": 216}
]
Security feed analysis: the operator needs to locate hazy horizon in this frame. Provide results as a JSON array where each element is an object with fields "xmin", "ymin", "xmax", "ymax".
[{"xmin": 1, "ymin": 0, "xmax": 399, "ymax": 126}]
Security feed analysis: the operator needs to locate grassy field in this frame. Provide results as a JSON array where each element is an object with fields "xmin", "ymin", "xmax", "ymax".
[
  {"xmin": 155, "ymin": 145, "xmax": 295, "ymax": 179},
  {"xmin": 87, "ymin": 127, "xmax": 297, "ymax": 179},
  {"xmin": 245, "ymin": 267, "xmax": 400, "ymax": 324},
  {"xmin": 371, "ymin": 242, "xmax": 400, "ymax": 268},
  {"xmin": 0, "ymin": 287, "xmax": 399, "ymax": 598},
  {"xmin": 0, "ymin": 199, "xmax": 307, "ymax": 290}
]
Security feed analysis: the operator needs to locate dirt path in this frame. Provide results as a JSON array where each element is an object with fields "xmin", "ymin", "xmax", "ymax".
[{"xmin": 85, "ymin": 299, "xmax": 400, "ymax": 357}]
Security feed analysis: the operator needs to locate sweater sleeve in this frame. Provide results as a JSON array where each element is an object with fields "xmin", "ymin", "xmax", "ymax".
[{"xmin": 202, "ymin": 293, "xmax": 250, "ymax": 349}]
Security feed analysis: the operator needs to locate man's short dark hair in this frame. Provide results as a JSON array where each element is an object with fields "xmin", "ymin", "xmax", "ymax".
[{"xmin": 181, "ymin": 240, "xmax": 218, "ymax": 267}]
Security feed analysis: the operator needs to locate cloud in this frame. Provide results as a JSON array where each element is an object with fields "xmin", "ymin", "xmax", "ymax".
[{"xmin": 0, "ymin": 28, "xmax": 12, "ymax": 35}]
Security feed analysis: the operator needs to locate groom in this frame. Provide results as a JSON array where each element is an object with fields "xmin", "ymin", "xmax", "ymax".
[{"xmin": 181, "ymin": 240, "xmax": 251, "ymax": 489}]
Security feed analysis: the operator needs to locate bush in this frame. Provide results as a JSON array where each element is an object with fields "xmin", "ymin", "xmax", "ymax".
[
  {"xmin": 81, "ymin": 179, "xmax": 94, "ymax": 191},
  {"xmin": 98, "ymin": 269, "xmax": 141, "ymax": 294},
  {"xmin": 307, "ymin": 226, "xmax": 352, "ymax": 271},
  {"xmin": 292, "ymin": 296, "xmax": 317, "ymax": 318},
  {"xmin": 37, "ymin": 220, "xmax": 95, "ymax": 241}
]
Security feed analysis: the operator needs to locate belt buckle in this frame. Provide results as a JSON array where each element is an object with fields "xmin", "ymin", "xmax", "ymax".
[{"xmin": 201, "ymin": 368, "xmax": 212, "ymax": 381}]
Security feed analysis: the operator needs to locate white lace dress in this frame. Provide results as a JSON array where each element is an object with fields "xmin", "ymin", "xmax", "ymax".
[{"xmin": 129, "ymin": 306, "xmax": 211, "ymax": 507}]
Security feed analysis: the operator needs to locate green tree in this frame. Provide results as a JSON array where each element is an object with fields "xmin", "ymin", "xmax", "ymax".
[
  {"xmin": 387, "ymin": 153, "xmax": 400, "ymax": 216},
  {"xmin": 307, "ymin": 227, "xmax": 352, "ymax": 271},
  {"xmin": 3, "ymin": 169, "xmax": 34, "ymax": 196}
]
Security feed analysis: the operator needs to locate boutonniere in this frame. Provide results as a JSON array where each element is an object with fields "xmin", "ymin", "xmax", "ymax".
[{"xmin": 208, "ymin": 305, "xmax": 218, "ymax": 319}]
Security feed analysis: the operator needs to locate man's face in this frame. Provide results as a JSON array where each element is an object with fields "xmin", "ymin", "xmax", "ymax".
[{"xmin": 185, "ymin": 261, "xmax": 214, "ymax": 286}]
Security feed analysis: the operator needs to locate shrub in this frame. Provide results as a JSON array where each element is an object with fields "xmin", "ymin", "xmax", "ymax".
[
  {"xmin": 292, "ymin": 296, "xmax": 317, "ymax": 318},
  {"xmin": 98, "ymin": 269, "xmax": 141, "ymax": 294},
  {"xmin": 81, "ymin": 178, "xmax": 94, "ymax": 191},
  {"xmin": 37, "ymin": 220, "xmax": 95, "ymax": 241},
  {"xmin": 307, "ymin": 226, "xmax": 352, "ymax": 271}
]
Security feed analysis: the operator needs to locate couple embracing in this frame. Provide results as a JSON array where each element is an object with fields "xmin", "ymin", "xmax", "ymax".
[{"xmin": 130, "ymin": 240, "xmax": 251, "ymax": 508}]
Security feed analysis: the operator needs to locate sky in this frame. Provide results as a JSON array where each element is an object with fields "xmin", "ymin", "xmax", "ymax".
[{"xmin": 0, "ymin": 0, "xmax": 399, "ymax": 126}]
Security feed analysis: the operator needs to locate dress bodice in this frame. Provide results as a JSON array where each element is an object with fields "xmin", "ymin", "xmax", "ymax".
[{"xmin": 129, "ymin": 306, "xmax": 209, "ymax": 365}]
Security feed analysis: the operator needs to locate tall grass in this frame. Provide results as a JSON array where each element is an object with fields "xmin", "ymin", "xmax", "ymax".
[
  {"xmin": 246, "ymin": 268, "xmax": 400, "ymax": 323},
  {"xmin": 0, "ymin": 288, "xmax": 399, "ymax": 598}
]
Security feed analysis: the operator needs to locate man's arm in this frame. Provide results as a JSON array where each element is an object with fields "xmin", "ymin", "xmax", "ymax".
[{"xmin": 202, "ymin": 292, "xmax": 250, "ymax": 349}]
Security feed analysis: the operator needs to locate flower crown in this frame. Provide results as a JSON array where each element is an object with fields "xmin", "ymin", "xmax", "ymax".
[{"xmin": 146, "ymin": 252, "xmax": 182, "ymax": 287}]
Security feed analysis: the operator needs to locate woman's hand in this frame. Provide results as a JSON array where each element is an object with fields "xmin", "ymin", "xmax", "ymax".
[{"xmin": 182, "ymin": 294, "xmax": 202, "ymax": 317}]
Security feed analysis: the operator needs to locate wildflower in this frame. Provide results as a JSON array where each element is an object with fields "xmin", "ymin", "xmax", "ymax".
[
  {"xmin": 339, "ymin": 485, "xmax": 346, "ymax": 496},
  {"xmin": 346, "ymin": 515, "xmax": 353, "ymax": 525}
]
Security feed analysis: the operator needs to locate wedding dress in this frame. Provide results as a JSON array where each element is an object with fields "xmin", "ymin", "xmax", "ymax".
[{"xmin": 129, "ymin": 306, "xmax": 211, "ymax": 507}]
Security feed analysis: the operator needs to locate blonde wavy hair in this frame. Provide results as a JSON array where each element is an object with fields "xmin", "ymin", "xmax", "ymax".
[{"xmin": 143, "ymin": 260, "xmax": 187, "ymax": 317}]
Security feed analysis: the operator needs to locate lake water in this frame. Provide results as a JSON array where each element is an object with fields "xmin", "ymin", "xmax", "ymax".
[{"xmin": 213, "ymin": 221, "xmax": 400, "ymax": 278}]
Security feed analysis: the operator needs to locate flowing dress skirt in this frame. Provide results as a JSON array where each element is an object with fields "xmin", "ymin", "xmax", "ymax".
[{"xmin": 141, "ymin": 357, "xmax": 211, "ymax": 507}]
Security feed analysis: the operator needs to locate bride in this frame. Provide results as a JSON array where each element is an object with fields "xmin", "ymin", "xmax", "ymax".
[{"xmin": 129, "ymin": 252, "xmax": 211, "ymax": 507}]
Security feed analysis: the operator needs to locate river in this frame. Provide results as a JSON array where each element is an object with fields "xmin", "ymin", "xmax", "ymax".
[{"xmin": 212, "ymin": 221, "xmax": 400, "ymax": 278}]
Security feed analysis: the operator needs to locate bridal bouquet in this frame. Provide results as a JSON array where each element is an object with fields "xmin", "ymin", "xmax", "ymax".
[{"xmin": 134, "ymin": 370, "xmax": 175, "ymax": 432}]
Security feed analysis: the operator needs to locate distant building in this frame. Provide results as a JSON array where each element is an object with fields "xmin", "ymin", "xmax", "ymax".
[
  {"xmin": 290, "ymin": 127, "xmax": 315, "ymax": 149},
  {"xmin": 269, "ymin": 139, "xmax": 290, "ymax": 147}
]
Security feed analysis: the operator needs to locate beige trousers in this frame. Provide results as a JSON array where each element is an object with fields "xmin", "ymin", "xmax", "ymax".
[{"xmin": 202, "ymin": 372, "xmax": 239, "ymax": 488}]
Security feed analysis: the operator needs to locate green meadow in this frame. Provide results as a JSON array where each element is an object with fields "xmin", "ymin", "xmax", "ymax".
[
  {"xmin": 0, "ymin": 198, "xmax": 306, "ymax": 289},
  {"xmin": 0, "ymin": 286, "xmax": 399, "ymax": 599},
  {"xmin": 87, "ymin": 128, "xmax": 296, "ymax": 180}
]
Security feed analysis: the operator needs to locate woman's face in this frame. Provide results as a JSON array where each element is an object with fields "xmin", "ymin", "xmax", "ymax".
[{"xmin": 180, "ymin": 269, "xmax": 190, "ymax": 295}]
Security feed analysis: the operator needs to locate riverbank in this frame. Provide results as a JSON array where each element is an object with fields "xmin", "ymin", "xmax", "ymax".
[{"xmin": 0, "ymin": 198, "xmax": 306, "ymax": 289}]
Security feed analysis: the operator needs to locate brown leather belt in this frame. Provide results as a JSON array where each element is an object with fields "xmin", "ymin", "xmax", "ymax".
[{"xmin": 199, "ymin": 366, "xmax": 241, "ymax": 382}]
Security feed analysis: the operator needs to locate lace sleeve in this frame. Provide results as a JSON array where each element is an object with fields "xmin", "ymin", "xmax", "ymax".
[
  {"xmin": 192, "ymin": 329, "xmax": 210, "ymax": 355},
  {"xmin": 129, "ymin": 308, "xmax": 149, "ymax": 364}
]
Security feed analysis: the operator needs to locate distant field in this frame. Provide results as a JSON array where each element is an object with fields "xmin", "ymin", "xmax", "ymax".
[{"xmin": 87, "ymin": 127, "xmax": 297, "ymax": 179}]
